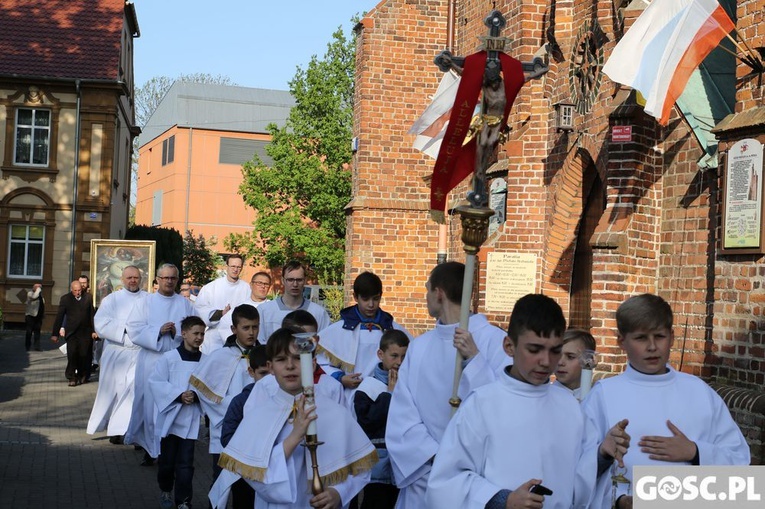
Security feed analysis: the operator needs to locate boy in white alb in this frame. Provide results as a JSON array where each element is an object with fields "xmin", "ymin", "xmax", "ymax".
[
  {"xmin": 386, "ymin": 262, "xmax": 509, "ymax": 508},
  {"xmin": 316, "ymin": 272, "xmax": 412, "ymax": 397},
  {"xmin": 190, "ymin": 304, "xmax": 260, "ymax": 485},
  {"xmin": 354, "ymin": 329, "xmax": 409, "ymax": 509},
  {"xmin": 426, "ymin": 294, "xmax": 588, "ymax": 509},
  {"xmin": 150, "ymin": 315, "xmax": 205, "ymax": 509},
  {"xmin": 581, "ymin": 294, "xmax": 750, "ymax": 509},
  {"xmin": 553, "ymin": 328, "xmax": 597, "ymax": 400},
  {"xmin": 209, "ymin": 327, "xmax": 377, "ymax": 509}
]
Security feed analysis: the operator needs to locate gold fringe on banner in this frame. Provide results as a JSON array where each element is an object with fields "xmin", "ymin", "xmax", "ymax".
[
  {"xmin": 317, "ymin": 450, "xmax": 379, "ymax": 488},
  {"xmin": 218, "ymin": 453, "xmax": 267, "ymax": 482},
  {"xmin": 189, "ymin": 376, "xmax": 223, "ymax": 404},
  {"xmin": 315, "ymin": 345, "xmax": 355, "ymax": 374}
]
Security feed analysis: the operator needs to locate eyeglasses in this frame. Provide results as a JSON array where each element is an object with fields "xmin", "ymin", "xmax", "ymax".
[
  {"xmin": 251, "ymin": 281, "xmax": 271, "ymax": 287},
  {"xmin": 284, "ymin": 278, "xmax": 305, "ymax": 284},
  {"xmin": 157, "ymin": 276, "xmax": 179, "ymax": 281}
]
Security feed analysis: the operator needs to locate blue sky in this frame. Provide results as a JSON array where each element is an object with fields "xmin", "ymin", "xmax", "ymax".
[{"xmin": 132, "ymin": 0, "xmax": 380, "ymax": 90}]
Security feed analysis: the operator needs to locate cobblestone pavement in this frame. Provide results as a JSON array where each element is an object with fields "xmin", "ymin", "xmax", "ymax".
[{"xmin": 0, "ymin": 330, "xmax": 217, "ymax": 509}]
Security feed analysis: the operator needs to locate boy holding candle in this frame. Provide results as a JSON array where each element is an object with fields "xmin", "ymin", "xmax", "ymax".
[
  {"xmin": 553, "ymin": 328, "xmax": 597, "ymax": 400},
  {"xmin": 580, "ymin": 293, "xmax": 750, "ymax": 509},
  {"xmin": 210, "ymin": 327, "xmax": 376, "ymax": 509}
]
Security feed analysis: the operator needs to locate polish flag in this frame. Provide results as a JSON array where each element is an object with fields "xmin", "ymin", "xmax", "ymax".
[
  {"xmin": 602, "ymin": 0, "xmax": 735, "ymax": 125},
  {"xmin": 409, "ymin": 70, "xmax": 460, "ymax": 159}
]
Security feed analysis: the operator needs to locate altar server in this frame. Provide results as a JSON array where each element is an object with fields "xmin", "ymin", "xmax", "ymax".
[
  {"xmin": 386, "ymin": 262, "xmax": 509, "ymax": 508},
  {"xmin": 194, "ymin": 254, "xmax": 251, "ymax": 354},
  {"xmin": 581, "ymin": 294, "xmax": 750, "ymax": 509},
  {"xmin": 427, "ymin": 293, "xmax": 588, "ymax": 509},
  {"xmin": 316, "ymin": 272, "xmax": 412, "ymax": 396},
  {"xmin": 150, "ymin": 315, "xmax": 205, "ymax": 509},
  {"xmin": 209, "ymin": 327, "xmax": 377, "ymax": 509}
]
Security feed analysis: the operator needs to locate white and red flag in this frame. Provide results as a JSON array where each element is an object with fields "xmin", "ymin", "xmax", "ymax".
[
  {"xmin": 409, "ymin": 70, "xmax": 461, "ymax": 159},
  {"xmin": 602, "ymin": 0, "xmax": 735, "ymax": 125}
]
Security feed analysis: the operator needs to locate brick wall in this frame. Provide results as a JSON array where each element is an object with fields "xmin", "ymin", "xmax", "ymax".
[
  {"xmin": 350, "ymin": 0, "xmax": 449, "ymax": 336},
  {"xmin": 350, "ymin": 0, "xmax": 765, "ymax": 392}
]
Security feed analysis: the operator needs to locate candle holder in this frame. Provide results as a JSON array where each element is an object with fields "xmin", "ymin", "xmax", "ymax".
[
  {"xmin": 610, "ymin": 463, "xmax": 631, "ymax": 509},
  {"xmin": 578, "ymin": 349, "xmax": 597, "ymax": 401},
  {"xmin": 293, "ymin": 331, "xmax": 324, "ymax": 495}
]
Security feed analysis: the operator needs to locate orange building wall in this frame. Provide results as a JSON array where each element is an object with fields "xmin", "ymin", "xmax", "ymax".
[{"xmin": 136, "ymin": 126, "xmax": 264, "ymax": 249}]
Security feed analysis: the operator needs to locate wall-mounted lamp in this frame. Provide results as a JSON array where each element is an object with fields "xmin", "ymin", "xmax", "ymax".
[{"xmin": 554, "ymin": 102, "xmax": 575, "ymax": 132}]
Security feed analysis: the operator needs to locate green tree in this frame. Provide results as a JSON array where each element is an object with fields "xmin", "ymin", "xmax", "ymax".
[
  {"xmin": 182, "ymin": 230, "xmax": 220, "ymax": 285},
  {"xmin": 226, "ymin": 26, "xmax": 354, "ymax": 284}
]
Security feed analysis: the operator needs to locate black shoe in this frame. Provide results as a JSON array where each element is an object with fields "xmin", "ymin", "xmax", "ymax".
[
  {"xmin": 140, "ymin": 452, "xmax": 155, "ymax": 466},
  {"xmin": 109, "ymin": 435, "xmax": 124, "ymax": 445}
]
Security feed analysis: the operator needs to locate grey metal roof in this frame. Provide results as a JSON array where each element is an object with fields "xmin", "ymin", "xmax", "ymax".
[{"xmin": 139, "ymin": 82, "xmax": 295, "ymax": 147}]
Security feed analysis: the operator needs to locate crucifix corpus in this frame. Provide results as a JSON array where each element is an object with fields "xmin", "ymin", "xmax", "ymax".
[{"xmin": 427, "ymin": 10, "xmax": 548, "ymax": 413}]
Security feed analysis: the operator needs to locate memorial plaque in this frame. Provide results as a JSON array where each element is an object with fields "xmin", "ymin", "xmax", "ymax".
[
  {"xmin": 722, "ymin": 138, "xmax": 764, "ymax": 252},
  {"xmin": 485, "ymin": 252, "xmax": 537, "ymax": 312}
]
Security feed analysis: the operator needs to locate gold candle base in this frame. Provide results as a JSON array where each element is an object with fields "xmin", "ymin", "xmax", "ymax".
[
  {"xmin": 455, "ymin": 205, "xmax": 494, "ymax": 255},
  {"xmin": 303, "ymin": 434, "xmax": 324, "ymax": 495}
]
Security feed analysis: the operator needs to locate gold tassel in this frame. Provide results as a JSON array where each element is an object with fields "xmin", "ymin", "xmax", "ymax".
[
  {"xmin": 430, "ymin": 210, "xmax": 446, "ymax": 224},
  {"xmin": 318, "ymin": 449, "xmax": 379, "ymax": 488},
  {"xmin": 315, "ymin": 344, "xmax": 355, "ymax": 374},
  {"xmin": 218, "ymin": 452, "xmax": 267, "ymax": 482},
  {"xmin": 189, "ymin": 376, "xmax": 223, "ymax": 404}
]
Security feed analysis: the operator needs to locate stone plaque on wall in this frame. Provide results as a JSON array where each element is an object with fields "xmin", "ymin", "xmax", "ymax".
[
  {"xmin": 485, "ymin": 252, "xmax": 537, "ymax": 312},
  {"xmin": 722, "ymin": 138, "xmax": 765, "ymax": 253}
]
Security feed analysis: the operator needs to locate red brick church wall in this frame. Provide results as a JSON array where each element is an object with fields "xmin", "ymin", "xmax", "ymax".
[{"xmin": 349, "ymin": 0, "xmax": 765, "ymax": 390}]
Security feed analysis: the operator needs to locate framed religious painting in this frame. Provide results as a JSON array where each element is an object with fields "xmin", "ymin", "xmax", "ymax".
[
  {"xmin": 721, "ymin": 138, "xmax": 765, "ymax": 255},
  {"xmin": 89, "ymin": 239, "xmax": 156, "ymax": 308}
]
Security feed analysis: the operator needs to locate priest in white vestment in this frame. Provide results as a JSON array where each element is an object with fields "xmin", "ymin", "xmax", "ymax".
[
  {"xmin": 386, "ymin": 262, "xmax": 510, "ymax": 508},
  {"xmin": 124, "ymin": 263, "xmax": 197, "ymax": 461},
  {"xmin": 86, "ymin": 265, "xmax": 146, "ymax": 438},
  {"xmin": 579, "ymin": 294, "xmax": 750, "ymax": 509},
  {"xmin": 194, "ymin": 254, "xmax": 251, "ymax": 355}
]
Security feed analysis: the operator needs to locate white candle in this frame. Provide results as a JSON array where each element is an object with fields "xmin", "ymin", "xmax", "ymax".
[
  {"xmin": 299, "ymin": 351, "xmax": 317, "ymax": 435},
  {"xmin": 579, "ymin": 368, "xmax": 593, "ymax": 401}
]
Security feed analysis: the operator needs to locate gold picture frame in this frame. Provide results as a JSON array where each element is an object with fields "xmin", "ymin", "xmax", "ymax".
[{"xmin": 89, "ymin": 239, "xmax": 156, "ymax": 308}]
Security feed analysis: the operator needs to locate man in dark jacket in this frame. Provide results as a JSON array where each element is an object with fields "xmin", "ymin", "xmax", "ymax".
[{"xmin": 51, "ymin": 280, "xmax": 97, "ymax": 386}]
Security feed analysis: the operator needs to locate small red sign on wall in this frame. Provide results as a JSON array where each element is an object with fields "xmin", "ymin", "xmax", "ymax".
[{"xmin": 612, "ymin": 125, "xmax": 632, "ymax": 142}]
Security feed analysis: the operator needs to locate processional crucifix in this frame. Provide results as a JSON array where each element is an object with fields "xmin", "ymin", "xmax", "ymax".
[{"xmin": 426, "ymin": 10, "xmax": 548, "ymax": 412}]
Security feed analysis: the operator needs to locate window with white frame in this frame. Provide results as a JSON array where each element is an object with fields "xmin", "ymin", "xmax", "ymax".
[
  {"xmin": 8, "ymin": 224, "xmax": 44, "ymax": 277},
  {"xmin": 14, "ymin": 108, "xmax": 51, "ymax": 166}
]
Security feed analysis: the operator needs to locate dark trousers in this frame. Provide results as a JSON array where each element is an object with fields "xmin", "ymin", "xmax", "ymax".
[
  {"xmin": 158, "ymin": 434, "xmax": 196, "ymax": 505},
  {"xmin": 360, "ymin": 483, "xmax": 399, "ymax": 509},
  {"xmin": 25, "ymin": 315, "xmax": 42, "ymax": 350},
  {"xmin": 65, "ymin": 335, "xmax": 93, "ymax": 382},
  {"xmin": 231, "ymin": 478, "xmax": 255, "ymax": 509}
]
